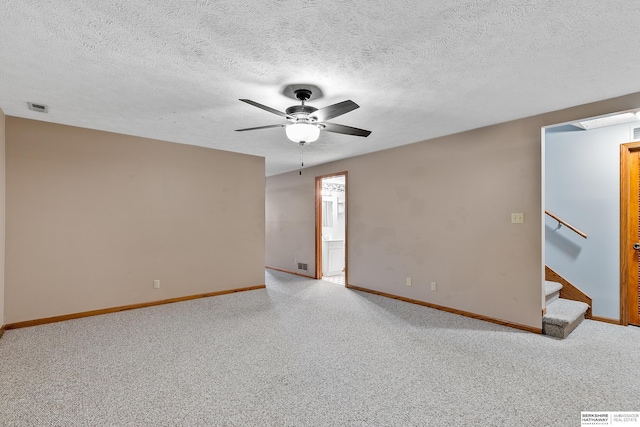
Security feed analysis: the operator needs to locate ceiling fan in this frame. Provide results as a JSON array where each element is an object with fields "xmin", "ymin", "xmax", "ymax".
[{"xmin": 235, "ymin": 88, "xmax": 371, "ymax": 144}]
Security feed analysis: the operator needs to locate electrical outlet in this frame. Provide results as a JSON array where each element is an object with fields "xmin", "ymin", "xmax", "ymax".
[
  {"xmin": 431, "ymin": 281, "xmax": 437, "ymax": 291},
  {"xmin": 153, "ymin": 280, "xmax": 160, "ymax": 289},
  {"xmin": 511, "ymin": 212, "xmax": 524, "ymax": 224},
  {"xmin": 406, "ymin": 277, "xmax": 412, "ymax": 287}
]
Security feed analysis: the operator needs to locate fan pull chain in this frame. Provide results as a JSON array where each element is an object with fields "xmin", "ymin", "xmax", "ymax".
[{"xmin": 299, "ymin": 144, "xmax": 304, "ymax": 175}]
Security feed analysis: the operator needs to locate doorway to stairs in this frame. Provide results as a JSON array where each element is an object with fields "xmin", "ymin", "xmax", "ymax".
[
  {"xmin": 545, "ymin": 112, "xmax": 640, "ymax": 326},
  {"xmin": 315, "ymin": 172, "xmax": 347, "ymax": 286}
]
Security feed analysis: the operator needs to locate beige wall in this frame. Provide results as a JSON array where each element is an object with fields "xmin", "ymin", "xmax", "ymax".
[
  {"xmin": 5, "ymin": 118, "xmax": 265, "ymax": 324},
  {"xmin": 0, "ymin": 108, "xmax": 5, "ymax": 326},
  {"xmin": 266, "ymin": 92, "xmax": 640, "ymax": 330}
]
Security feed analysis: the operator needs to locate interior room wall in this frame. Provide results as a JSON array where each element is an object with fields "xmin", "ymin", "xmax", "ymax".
[
  {"xmin": 0, "ymin": 108, "xmax": 5, "ymax": 327},
  {"xmin": 266, "ymin": 92, "xmax": 640, "ymax": 330},
  {"xmin": 265, "ymin": 171, "xmax": 316, "ymax": 276},
  {"xmin": 545, "ymin": 122, "xmax": 638, "ymax": 320},
  {"xmin": 5, "ymin": 117, "xmax": 265, "ymax": 324}
]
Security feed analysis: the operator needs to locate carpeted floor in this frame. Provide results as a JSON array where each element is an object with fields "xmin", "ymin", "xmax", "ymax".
[{"xmin": 0, "ymin": 269, "xmax": 638, "ymax": 426}]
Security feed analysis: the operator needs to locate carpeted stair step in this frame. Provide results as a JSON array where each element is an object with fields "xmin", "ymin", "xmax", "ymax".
[
  {"xmin": 545, "ymin": 280, "xmax": 562, "ymax": 305},
  {"xmin": 543, "ymin": 298, "xmax": 589, "ymax": 339}
]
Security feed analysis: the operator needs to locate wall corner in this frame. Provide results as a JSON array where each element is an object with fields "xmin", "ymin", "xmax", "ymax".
[{"xmin": 0, "ymin": 107, "xmax": 6, "ymax": 329}]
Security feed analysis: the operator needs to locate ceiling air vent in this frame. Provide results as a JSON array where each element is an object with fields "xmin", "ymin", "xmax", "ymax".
[
  {"xmin": 28, "ymin": 102, "xmax": 48, "ymax": 113},
  {"xmin": 634, "ymin": 127, "xmax": 640, "ymax": 140}
]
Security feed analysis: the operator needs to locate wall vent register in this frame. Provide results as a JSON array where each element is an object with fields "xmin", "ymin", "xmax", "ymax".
[{"xmin": 28, "ymin": 102, "xmax": 48, "ymax": 113}]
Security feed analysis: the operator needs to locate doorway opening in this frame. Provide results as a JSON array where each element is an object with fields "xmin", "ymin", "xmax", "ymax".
[
  {"xmin": 315, "ymin": 172, "xmax": 347, "ymax": 286},
  {"xmin": 543, "ymin": 110, "xmax": 640, "ymax": 325}
]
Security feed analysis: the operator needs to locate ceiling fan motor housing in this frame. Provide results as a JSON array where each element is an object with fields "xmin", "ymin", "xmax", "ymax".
[
  {"xmin": 287, "ymin": 89, "xmax": 319, "ymax": 124},
  {"xmin": 286, "ymin": 105, "xmax": 318, "ymax": 122}
]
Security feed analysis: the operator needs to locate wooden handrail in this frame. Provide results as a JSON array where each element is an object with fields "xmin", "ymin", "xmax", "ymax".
[{"xmin": 545, "ymin": 210, "xmax": 587, "ymax": 239}]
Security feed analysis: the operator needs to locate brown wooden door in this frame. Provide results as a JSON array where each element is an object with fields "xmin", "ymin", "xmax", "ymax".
[{"xmin": 620, "ymin": 143, "xmax": 640, "ymax": 326}]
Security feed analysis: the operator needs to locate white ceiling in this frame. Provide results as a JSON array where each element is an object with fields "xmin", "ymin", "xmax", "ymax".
[{"xmin": 1, "ymin": 1, "xmax": 640, "ymax": 176}]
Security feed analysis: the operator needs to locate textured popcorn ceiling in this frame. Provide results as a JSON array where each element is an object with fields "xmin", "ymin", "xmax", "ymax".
[{"xmin": 1, "ymin": 1, "xmax": 640, "ymax": 175}]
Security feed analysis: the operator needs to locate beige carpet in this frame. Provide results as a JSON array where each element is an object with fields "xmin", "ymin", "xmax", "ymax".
[{"xmin": 0, "ymin": 269, "xmax": 638, "ymax": 426}]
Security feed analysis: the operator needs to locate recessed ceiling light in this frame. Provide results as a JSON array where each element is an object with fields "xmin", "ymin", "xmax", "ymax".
[
  {"xmin": 574, "ymin": 112, "xmax": 639, "ymax": 130},
  {"xmin": 27, "ymin": 102, "xmax": 48, "ymax": 113}
]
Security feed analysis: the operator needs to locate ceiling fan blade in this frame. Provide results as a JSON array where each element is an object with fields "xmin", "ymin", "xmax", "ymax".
[
  {"xmin": 311, "ymin": 100, "xmax": 359, "ymax": 122},
  {"xmin": 321, "ymin": 122, "xmax": 371, "ymax": 137},
  {"xmin": 235, "ymin": 124, "xmax": 286, "ymax": 132},
  {"xmin": 239, "ymin": 99, "xmax": 290, "ymax": 118}
]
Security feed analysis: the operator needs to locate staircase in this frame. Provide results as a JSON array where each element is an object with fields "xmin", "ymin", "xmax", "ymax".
[{"xmin": 543, "ymin": 280, "xmax": 589, "ymax": 339}]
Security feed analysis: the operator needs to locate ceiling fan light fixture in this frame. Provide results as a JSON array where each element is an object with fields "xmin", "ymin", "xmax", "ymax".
[{"xmin": 285, "ymin": 122, "xmax": 320, "ymax": 143}]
